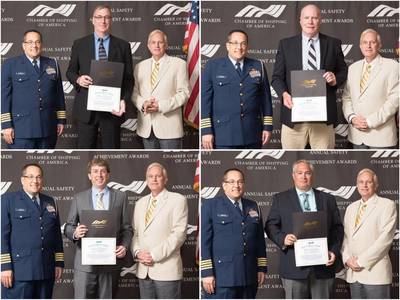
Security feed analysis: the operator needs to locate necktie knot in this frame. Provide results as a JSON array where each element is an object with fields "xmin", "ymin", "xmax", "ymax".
[
  {"xmin": 98, "ymin": 38, "xmax": 103, "ymax": 43},
  {"xmin": 235, "ymin": 61, "xmax": 242, "ymax": 76}
]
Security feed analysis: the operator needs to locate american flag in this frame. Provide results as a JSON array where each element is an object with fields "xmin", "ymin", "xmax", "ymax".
[{"xmin": 183, "ymin": 0, "xmax": 199, "ymax": 129}]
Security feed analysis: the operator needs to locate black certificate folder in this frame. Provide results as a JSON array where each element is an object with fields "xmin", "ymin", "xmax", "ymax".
[
  {"xmin": 90, "ymin": 60, "xmax": 124, "ymax": 87},
  {"xmin": 292, "ymin": 211, "xmax": 327, "ymax": 239},
  {"xmin": 291, "ymin": 70, "xmax": 326, "ymax": 97},
  {"xmin": 81, "ymin": 210, "xmax": 118, "ymax": 237}
]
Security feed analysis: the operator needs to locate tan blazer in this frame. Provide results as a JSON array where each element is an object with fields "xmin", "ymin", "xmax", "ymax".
[
  {"xmin": 132, "ymin": 189, "xmax": 188, "ymax": 280},
  {"xmin": 342, "ymin": 55, "xmax": 399, "ymax": 147},
  {"xmin": 132, "ymin": 55, "xmax": 190, "ymax": 139},
  {"xmin": 341, "ymin": 194, "xmax": 397, "ymax": 284}
]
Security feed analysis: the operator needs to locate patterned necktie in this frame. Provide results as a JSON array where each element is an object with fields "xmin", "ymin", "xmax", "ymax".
[
  {"xmin": 96, "ymin": 192, "xmax": 105, "ymax": 210},
  {"xmin": 301, "ymin": 193, "xmax": 311, "ymax": 212},
  {"xmin": 354, "ymin": 202, "xmax": 367, "ymax": 228},
  {"xmin": 233, "ymin": 201, "xmax": 242, "ymax": 216},
  {"xmin": 360, "ymin": 64, "xmax": 371, "ymax": 93},
  {"xmin": 145, "ymin": 197, "xmax": 157, "ymax": 225},
  {"xmin": 32, "ymin": 59, "xmax": 40, "ymax": 73},
  {"xmin": 151, "ymin": 62, "xmax": 160, "ymax": 89},
  {"xmin": 235, "ymin": 61, "xmax": 242, "ymax": 77},
  {"xmin": 98, "ymin": 38, "xmax": 107, "ymax": 61},
  {"xmin": 32, "ymin": 195, "xmax": 40, "ymax": 210},
  {"xmin": 307, "ymin": 39, "xmax": 318, "ymax": 70}
]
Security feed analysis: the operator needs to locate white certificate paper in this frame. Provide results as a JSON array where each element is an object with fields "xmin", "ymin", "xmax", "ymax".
[
  {"xmin": 294, "ymin": 237, "xmax": 328, "ymax": 267},
  {"xmin": 81, "ymin": 237, "xmax": 116, "ymax": 265},
  {"xmin": 87, "ymin": 85, "xmax": 121, "ymax": 112},
  {"xmin": 291, "ymin": 96, "xmax": 327, "ymax": 122}
]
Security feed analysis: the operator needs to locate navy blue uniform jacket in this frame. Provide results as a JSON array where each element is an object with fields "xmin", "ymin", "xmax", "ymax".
[{"xmin": 201, "ymin": 195, "xmax": 267, "ymax": 287}]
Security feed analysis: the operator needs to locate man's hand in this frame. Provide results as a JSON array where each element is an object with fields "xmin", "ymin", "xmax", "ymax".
[
  {"xmin": 1, "ymin": 270, "xmax": 13, "ymax": 288},
  {"xmin": 2, "ymin": 128, "xmax": 14, "ymax": 145},
  {"xmin": 323, "ymin": 71, "xmax": 337, "ymax": 86},
  {"xmin": 73, "ymin": 224, "xmax": 88, "ymax": 239},
  {"xmin": 284, "ymin": 234, "xmax": 297, "ymax": 246},
  {"xmin": 136, "ymin": 250, "xmax": 154, "ymax": 266},
  {"xmin": 346, "ymin": 256, "xmax": 363, "ymax": 272},
  {"xmin": 258, "ymin": 272, "xmax": 266, "ymax": 287},
  {"xmin": 111, "ymin": 100, "xmax": 126, "ymax": 117},
  {"xmin": 202, "ymin": 134, "xmax": 214, "ymax": 150},
  {"xmin": 326, "ymin": 251, "xmax": 336, "ymax": 266},
  {"xmin": 76, "ymin": 75, "xmax": 93, "ymax": 88},
  {"xmin": 115, "ymin": 245, "xmax": 127, "ymax": 258},
  {"xmin": 202, "ymin": 276, "xmax": 215, "ymax": 294},
  {"xmin": 57, "ymin": 124, "xmax": 64, "ymax": 136},
  {"xmin": 351, "ymin": 115, "xmax": 369, "ymax": 131},
  {"xmin": 55, "ymin": 267, "xmax": 63, "ymax": 282},
  {"xmin": 282, "ymin": 92, "xmax": 293, "ymax": 109},
  {"xmin": 262, "ymin": 130, "xmax": 272, "ymax": 146}
]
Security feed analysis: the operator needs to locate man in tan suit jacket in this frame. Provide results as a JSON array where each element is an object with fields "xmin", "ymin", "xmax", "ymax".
[
  {"xmin": 132, "ymin": 162, "xmax": 188, "ymax": 298},
  {"xmin": 341, "ymin": 168, "xmax": 397, "ymax": 299},
  {"xmin": 132, "ymin": 30, "xmax": 190, "ymax": 149},
  {"xmin": 342, "ymin": 29, "xmax": 399, "ymax": 148}
]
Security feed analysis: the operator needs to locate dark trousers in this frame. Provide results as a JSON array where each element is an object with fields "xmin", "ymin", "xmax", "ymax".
[
  {"xmin": 7, "ymin": 135, "xmax": 57, "ymax": 149},
  {"xmin": 76, "ymin": 113, "xmax": 121, "ymax": 149},
  {"xmin": 350, "ymin": 282, "xmax": 391, "ymax": 299},
  {"xmin": 138, "ymin": 277, "xmax": 181, "ymax": 299},
  {"xmin": 203, "ymin": 284, "xmax": 258, "ymax": 299},
  {"xmin": 2, "ymin": 279, "xmax": 54, "ymax": 299},
  {"xmin": 281, "ymin": 274, "xmax": 335, "ymax": 299},
  {"xmin": 73, "ymin": 270, "xmax": 119, "ymax": 299},
  {"xmin": 215, "ymin": 142, "xmax": 262, "ymax": 149}
]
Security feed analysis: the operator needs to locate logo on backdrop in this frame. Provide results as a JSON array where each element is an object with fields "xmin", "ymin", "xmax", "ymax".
[
  {"xmin": 201, "ymin": 187, "xmax": 221, "ymax": 199},
  {"xmin": 371, "ymin": 150, "xmax": 399, "ymax": 158},
  {"xmin": 201, "ymin": 44, "xmax": 221, "ymax": 58},
  {"xmin": 121, "ymin": 119, "xmax": 138, "ymax": 132},
  {"xmin": 1, "ymin": 43, "xmax": 13, "ymax": 56},
  {"xmin": 335, "ymin": 124, "xmax": 349, "ymax": 137},
  {"xmin": 270, "ymin": 86, "xmax": 278, "ymax": 98},
  {"xmin": 187, "ymin": 224, "xmax": 197, "ymax": 235},
  {"xmin": 27, "ymin": 4, "xmax": 76, "ymax": 17},
  {"xmin": 62, "ymin": 81, "xmax": 74, "ymax": 94},
  {"xmin": 235, "ymin": 5, "xmax": 286, "ymax": 18},
  {"xmin": 235, "ymin": 150, "xmax": 285, "ymax": 160},
  {"xmin": 316, "ymin": 186, "xmax": 357, "ymax": 199},
  {"xmin": 107, "ymin": 180, "xmax": 147, "ymax": 194},
  {"xmin": 129, "ymin": 42, "xmax": 141, "ymax": 55},
  {"xmin": 341, "ymin": 44, "xmax": 353, "ymax": 57},
  {"xmin": 154, "ymin": 2, "xmax": 191, "ymax": 16},
  {"xmin": 26, "ymin": 150, "xmax": 74, "ymax": 153},
  {"xmin": 367, "ymin": 5, "xmax": 399, "ymax": 17},
  {"xmin": 1, "ymin": 182, "xmax": 12, "ymax": 195}
]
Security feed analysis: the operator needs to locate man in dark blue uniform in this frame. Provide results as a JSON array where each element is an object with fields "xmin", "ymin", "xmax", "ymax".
[
  {"xmin": 201, "ymin": 29, "xmax": 273, "ymax": 149},
  {"xmin": 1, "ymin": 30, "xmax": 66, "ymax": 149},
  {"xmin": 201, "ymin": 168, "xmax": 267, "ymax": 299},
  {"xmin": 1, "ymin": 163, "xmax": 64, "ymax": 298}
]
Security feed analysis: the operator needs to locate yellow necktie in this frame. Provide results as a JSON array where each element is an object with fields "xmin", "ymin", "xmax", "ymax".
[
  {"xmin": 145, "ymin": 197, "xmax": 157, "ymax": 225},
  {"xmin": 96, "ymin": 192, "xmax": 105, "ymax": 210},
  {"xmin": 354, "ymin": 202, "xmax": 367, "ymax": 228},
  {"xmin": 151, "ymin": 62, "xmax": 160, "ymax": 89},
  {"xmin": 360, "ymin": 64, "xmax": 371, "ymax": 93}
]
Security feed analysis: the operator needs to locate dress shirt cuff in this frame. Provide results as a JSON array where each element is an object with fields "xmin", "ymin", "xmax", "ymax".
[{"xmin": 348, "ymin": 113, "xmax": 356, "ymax": 123}]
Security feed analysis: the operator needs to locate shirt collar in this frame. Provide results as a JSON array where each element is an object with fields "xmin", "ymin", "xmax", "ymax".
[
  {"xmin": 302, "ymin": 33, "xmax": 319, "ymax": 43},
  {"xmin": 151, "ymin": 188, "xmax": 166, "ymax": 199},
  {"xmin": 363, "ymin": 54, "xmax": 380, "ymax": 68},
  {"xmin": 228, "ymin": 55, "xmax": 244, "ymax": 68},
  {"xmin": 25, "ymin": 55, "xmax": 40, "ymax": 64},
  {"xmin": 226, "ymin": 195, "xmax": 242, "ymax": 206},
  {"xmin": 92, "ymin": 186, "xmax": 109, "ymax": 195},
  {"xmin": 94, "ymin": 32, "xmax": 110, "ymax": 42},
  {"xmin": 152, "ymin": 54, "xmax": 166, "ymax": 65},
  {"xmin": 295, "ymin": 187, "xmax": 313, "ymax": 196}
]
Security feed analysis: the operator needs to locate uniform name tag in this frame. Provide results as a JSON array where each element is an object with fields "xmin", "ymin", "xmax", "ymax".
[
  {"xmin": 15, "ymin": 72, "xmax": 26, "ymax": 76},
  {"xmin": 249, "ymin": 69, "xmax": 261, "ymax": 78},
  {"xmin": 15, "ymin": 208, "xmax": 26, "ymax": 212},
  {"xmin": 45, "ymin": 66, "xmax": 56, "ymax": 75},
  {"xmin": 46, "ymin": 205, "xmax": 56, "ymax": 212},
  {"xmin": 216, "ymin": 75, "xmax": 227, "ymax": 79},
  {"xmin": 248, "ymin": 209, "xmax": 259, "ymax": 218},
  {"xmin": 217, "ymin": 213, "xmax": 229, "ymax": 217}
]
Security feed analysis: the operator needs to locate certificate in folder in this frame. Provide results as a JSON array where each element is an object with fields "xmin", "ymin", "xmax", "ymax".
[
  {"xmin": 87, "ymin": 60, "xmax": 124, "ymax": 112},
  {"xmin": 291, "ymin": 70, "xmax": 327, "ymax": 122}
]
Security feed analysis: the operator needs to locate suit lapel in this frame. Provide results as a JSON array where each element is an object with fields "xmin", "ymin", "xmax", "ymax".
[
  {"xmin": 289, "ymin": 188, "xmax": 303, "ymax": 212},
  {"xmin": 152, "ymin": 55, "xmax": 170, "ymax": 91},
  {"xmin": 360, "ymin": 56, "xmax": 382, "ymax": 97},
  {"xmin": 242, "ymin": 58, "xmax": 251, "ymax": 80},
  {"xmin": 107, "ymin": 35, "xmax": 115, "ymax": 61},
  {"xmin": 224, "ymin": 56, "xmax": 240, "ymax": 80},
  {"xmin": 353, "ymin": 195, "xmax": 377, "ymax": 234},
  {"xmin": 319, "ymin": 34, "xmax": 328, "ymax": 69},
  {"xmin": 21, "ymin": 55, "xmax": 38, "ymax": 77},
  {"xmin": 293, "ymin": 35, "xmax": 303, "ymax": 70},
  {"xmin": 313, "ymin": 189, "xmax": 323, "ymax": 211},
  {"xmin": 144, "ymin": 191, "xmax": 167, "ymax": 230},
  {"xmin": 21, "ymin": 190, "xmax": 39, "ymax": 213},
  {"xmin": 86, "ymin": 189, "xmax": 94, "ymax": 210},
  {"xmin": 109, "ymin": 189, "xmax": 116, "ymax": 210}
]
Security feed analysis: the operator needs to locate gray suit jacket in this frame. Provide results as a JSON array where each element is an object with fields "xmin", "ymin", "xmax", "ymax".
[{"xmin": 64, "ymin": 188, "xmax": 133, "ymax": 273}]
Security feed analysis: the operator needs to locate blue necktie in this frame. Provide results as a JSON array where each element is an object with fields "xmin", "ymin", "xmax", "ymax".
[
  {"xmin": 98, "ymin": 38, "xmax": 107, "ymax": 61},
  {"xmin": 32, "ymin": 195, "xmax": 40, "ymax": 210},
  {"xmin": 233, "ymin": 201, "xmax": 242, "ymax": 216},
  {"xmin": 235, "ymin": 61, "xmax": 242, "ymax": 77}
]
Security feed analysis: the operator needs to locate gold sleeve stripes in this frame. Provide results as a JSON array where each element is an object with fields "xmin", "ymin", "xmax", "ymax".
[
  {"xmin": 56, "ymin": 111, "xmax": 66, "ymax": 119},
  {"xmin": 1, "ymin": 113, "xmax": 11, "ymax": 123},
  {"xmin": 257, "ymin": 257, "xmax": 267, "ymax": 267},
  {"xmin": 263, "ymin": 116, "xmax": 273, "ymax": 126},
  {"xmin": 55, "ymin": 252, "xmax": 64, "ymax": 262},
  {"xmin": 200, "ymin": 118, "xmax": 212, "ymax": 129},
  {"xmin": 200, "ymin": 259, "xmax": 213, "ymax": 270},
  {"xmin": 1, "ymin": 253, "xmax": 11, "ymax": 264}
]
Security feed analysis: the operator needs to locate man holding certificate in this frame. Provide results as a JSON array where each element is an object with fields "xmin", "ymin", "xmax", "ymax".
[
  {"xmin": 265, "ymin": 160, "xmax": 343, "ymax": 298},
  {"xmin": 272, "ymin": 4, "xmax": 348, "ymax": 149},
  {"xmin": 64, "ymin": 158, "xmax": 133, "ymax": 299},
  {"xmin": 66, "ymin": 4, "xmax": 133, "ymax": 149}
]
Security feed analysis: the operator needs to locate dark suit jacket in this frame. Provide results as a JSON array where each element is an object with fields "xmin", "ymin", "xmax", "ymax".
[
  {"xmin": 66, "ymin": 34, "xmax": 133, "ymax": 124},
  {"xmin": 64, "ymin": 188, "xmax": 133, "ymax": 273},
  {"xmin": 271, "ymin": 33, "xmax": 348, "ymax": 127},
  {"xmin": 265, "ymin": 188, "xmax": 344, "ymax": 280}
]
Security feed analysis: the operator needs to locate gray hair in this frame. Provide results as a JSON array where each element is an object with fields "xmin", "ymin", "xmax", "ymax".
[{"xmin": 146, "ymin": 162, "xmax": 168, "ymax": 178}]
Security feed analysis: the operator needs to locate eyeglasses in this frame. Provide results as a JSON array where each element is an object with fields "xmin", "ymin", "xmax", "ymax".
[
  {"xmin": 93, "ymin": 15, "xmax": 112, "ymax": 21},
  {"xmin": 224, "ymin": 180, "xmax": 245, "ymax": 186},
  {"xmin": 24, "ymin": 40, "xmax": 41, "ymax": 46},
  {"xmin": 228, "ymin": 41, "xmax": 248, "ymax": 48},
  {"xmin": 22, "ymin": 175, "xmax": 43, "ymax": 181}
]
